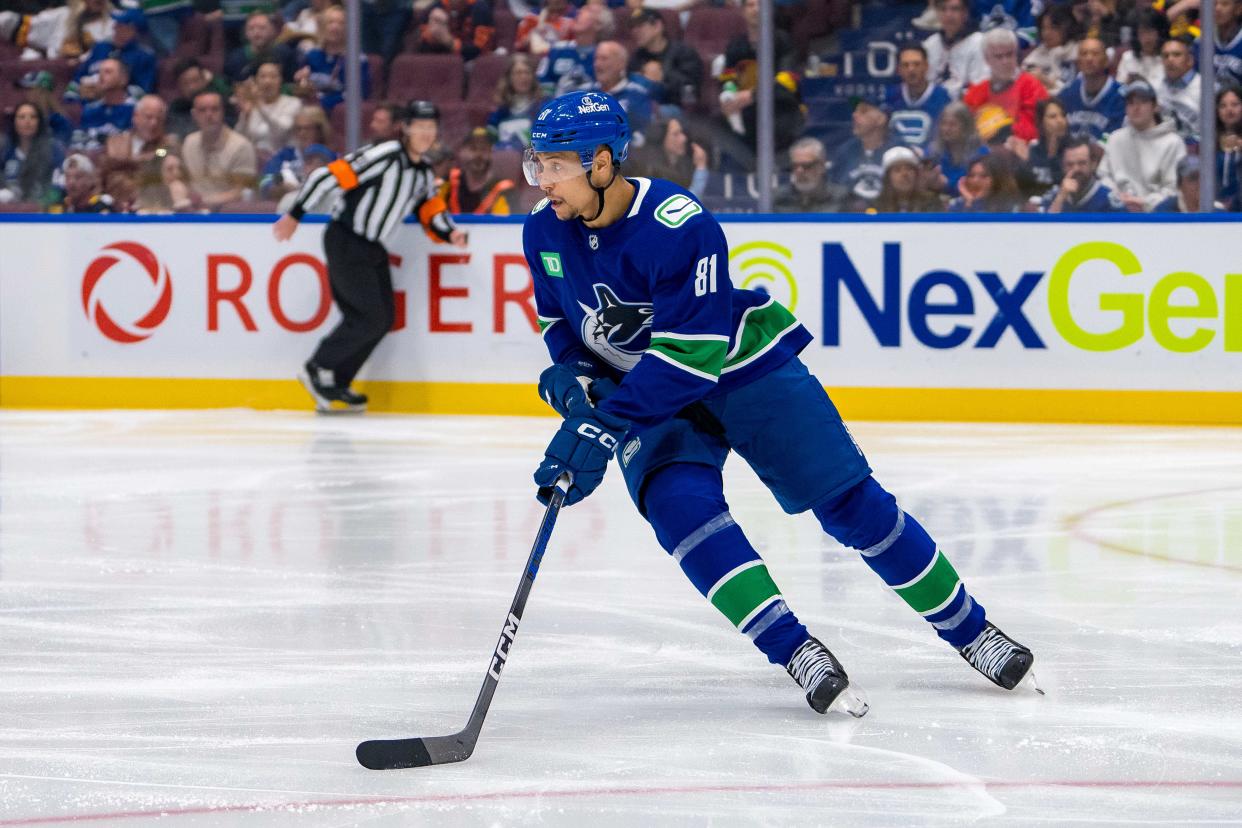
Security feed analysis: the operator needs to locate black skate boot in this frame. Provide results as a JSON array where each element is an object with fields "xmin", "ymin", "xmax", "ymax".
[
  {"xmin": 958, "ymin": 622, "xmax": 1042, "ymax": 693},
  {"xmin": 785, "ymin": 637, "xmax": 870, "ymax": 717},
  {"xmin": 298, "ymin": 361, "xmax": 367, "ymax": 413}
]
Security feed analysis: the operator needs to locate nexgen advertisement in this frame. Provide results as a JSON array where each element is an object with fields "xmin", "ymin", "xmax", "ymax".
[{"xmin": 1, "ymin": 216, "xmax": 1238, "ymax": 423}]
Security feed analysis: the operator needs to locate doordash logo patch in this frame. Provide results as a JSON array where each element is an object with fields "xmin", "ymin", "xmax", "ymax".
[{"xmin": 81, "ymin": 241, "xmax": 173, "ymax": 343}]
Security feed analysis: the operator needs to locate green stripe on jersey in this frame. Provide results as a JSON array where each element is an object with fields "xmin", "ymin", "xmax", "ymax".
[
  {"xmin": 537, "ymin": 316, "xmax": 560, "ymax": 334},
  {"xmin": 648, "ymin": 335, "xmax": 727, "ymax": 380},
  {"xmin": 893, "ymin": 550, "xmax": 962, "ymax": 615},
  {"xmin": 709, "ymin": 562, "xmax": 781, "ymax": 628},
  {"xmin": 723, "ymin": 301, "xmax": 801, "ymax": 372}
]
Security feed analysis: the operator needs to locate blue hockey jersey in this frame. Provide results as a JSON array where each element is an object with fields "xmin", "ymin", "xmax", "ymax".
[
  {"xmin": 886, "ymin": 83, "xmax": 952, "ymax": 152},
  {"xmin": 1058, "ymin": 75, "xmax": 1126, "ymax": 140},
  {"xmin": 1212, "ymin": 26, "xmax": 1242, "ymax": 89},
  {"xmin": 524, "ymin": 177, "xmax": 812, "ymax": 432}
]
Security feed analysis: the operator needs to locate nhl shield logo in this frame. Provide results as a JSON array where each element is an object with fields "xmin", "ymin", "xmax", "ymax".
[{"xmin": 588, "ymin": 234, "xmax": 599, "ymax": 250}]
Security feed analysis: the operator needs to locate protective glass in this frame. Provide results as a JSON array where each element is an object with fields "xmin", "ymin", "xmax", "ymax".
[{"xmin": 522, "ymin": 148, "xmax": 589, "ymax": 187}]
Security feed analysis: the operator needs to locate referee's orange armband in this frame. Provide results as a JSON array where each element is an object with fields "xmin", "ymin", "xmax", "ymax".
[
  {"xmin": 327, "ymin": 159, "xmax": 359, "ymax": 191},
  {"xmin": 417, "ymin": 195, "xmax": 453, "ymax": 242}
]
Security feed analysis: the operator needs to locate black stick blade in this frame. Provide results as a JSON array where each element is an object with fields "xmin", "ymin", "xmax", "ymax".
[
  {"xmin": 356, "ymin": 738, "xmax": 434, "ymax": 770},
  {"xmin": 356, "ymin": 734, "xmax": 473, "ymax": 770}
]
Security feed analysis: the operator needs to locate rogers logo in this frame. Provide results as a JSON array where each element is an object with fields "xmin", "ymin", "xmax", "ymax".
[{"xmin": 81, "ymin": 241, "xmax": 173, "ymax": 343}]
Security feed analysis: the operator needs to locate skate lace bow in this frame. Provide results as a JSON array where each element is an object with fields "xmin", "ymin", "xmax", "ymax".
[
  {"xmin": 787, "ymin": 641, "xmax": 839, "ymax": 691},
  {"xmin": 962, "ymin": 627, "xmax": 1015, "ymax": 681}
]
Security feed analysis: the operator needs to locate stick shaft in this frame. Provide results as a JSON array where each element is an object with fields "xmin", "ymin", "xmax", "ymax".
[{"xmin": 355, "ymin": 478, "xmax": 568, "ymax": 770}]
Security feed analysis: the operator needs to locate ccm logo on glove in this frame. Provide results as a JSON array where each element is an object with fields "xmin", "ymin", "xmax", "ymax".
[{"xmin": 577, "ymin": 422, "xmax": 619, "ymax": 450}]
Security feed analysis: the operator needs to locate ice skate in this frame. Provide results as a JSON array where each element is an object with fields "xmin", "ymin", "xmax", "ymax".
[
  {"xmin": 785, "ymin": 637, "xmax": 869, "ymax": 717},
  {"xmin": 298, "ymin": 361, "xmax": 367, "ymax": 413},
  {"xmin": 958, "ymin": 622, "xmax": 1043, "ymax": 694}
]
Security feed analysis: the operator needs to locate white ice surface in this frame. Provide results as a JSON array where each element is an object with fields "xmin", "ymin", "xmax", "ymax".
[{"xmin": 0, "ymin": 410, "xmax": 1240, "ymax": 826}]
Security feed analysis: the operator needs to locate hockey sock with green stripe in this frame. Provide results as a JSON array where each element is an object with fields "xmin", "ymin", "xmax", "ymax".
[
  {"xmin": 814, "ymin": 477, "xmax": 986, "ymax": 648},
  {"xmin": 644, "ymin": 465, "xmax": 809, "ymax": 665}
]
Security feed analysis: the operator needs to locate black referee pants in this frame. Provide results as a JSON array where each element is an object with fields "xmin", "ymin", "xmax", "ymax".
[{"xmin": 311, "ymin": 220, "xmax": 395, "ymax": 388}]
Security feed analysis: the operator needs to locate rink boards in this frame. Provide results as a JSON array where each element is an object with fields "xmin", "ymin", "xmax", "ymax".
[{"xmin": 0, "ymin": 213, "xmax": 1238, "ymax": 424}]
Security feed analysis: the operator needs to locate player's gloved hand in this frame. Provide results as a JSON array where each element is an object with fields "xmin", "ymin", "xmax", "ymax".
[
  {"xmin": 533, "ymin": 405, "xmax": 630, "ymax": 506},
  {"xmin": 537, "ymin": 363, "xmax": 593, "ymax": 418},
  {"xmin": 587, "ymin": 377, "xmax": 619, "ymax": 405}
]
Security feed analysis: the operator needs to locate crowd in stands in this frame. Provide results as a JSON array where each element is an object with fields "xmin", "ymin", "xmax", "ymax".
[{"xmin": 0, "ymin": 0, "xmax": 1239, "ymax": 214}]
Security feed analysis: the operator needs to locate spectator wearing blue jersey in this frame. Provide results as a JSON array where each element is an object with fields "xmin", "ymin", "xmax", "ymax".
[
  {"xmin": 0, "ymin": 102, "xmax": 66, "ymax": 208},
  {"xmin": 929, "ymin": 101, "xmax": 985, "ymax": 194},
  {"xmin": 489, "ymin": 54, "xmax": 544, "ymax": 149},
  {"xmin": 1042, "ymin": 134, "xmax": 1124, "ymax": 212},
  {"xmin": 16, "ymin": 70, "xmax": 75, "ymax": 146},
  {"xmin": 1010, "ymin": 97, "xmax": 1069, "ymax": 196},
  {"xmin": 830, "ymin": 95, "xmax": 898, "ymax": 209},
  {"xmin": 1211, "ymin": 0, "xmax": 1242, "ymax": 89},
  {"xmin": 69, "ymin": 6, "xmax": 157, "ymax": 101},
  {"xmin": 973, "ymin": 0, "xmax": 1037, "ymax": 39},
  {"xmin": 75, "ymin": 58, "xmax": 138, "ymax": 151},
  {"xmin": 546, "ymin": 3, "xmax": 613, "ymax": 95},
  {"xmin": 887, "ymin": 44, "xmax": 951, "ymax": 154},
  {"xmin": 260, "ymin": 104, "xmax": 332, "ymax": 201},
  {"xmin": 1058, "ymin": 37, "xmax": 1126, "ymax": 139},
  {"xmin": 588, "ymin": 41, "xmax": 654, "ymax": 140},
  {"xmin": 1215, "ymin": 85, "xmax": 1242, "ymax": 210},
  {"xmin": 293, "ymin": 5, "xmax": 370, "ymax": 112}
]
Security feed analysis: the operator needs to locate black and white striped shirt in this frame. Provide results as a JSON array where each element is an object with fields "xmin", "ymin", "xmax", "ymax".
[{"xmin": 288, "ymin": 140, "xmax": 456, "ymax": 244}]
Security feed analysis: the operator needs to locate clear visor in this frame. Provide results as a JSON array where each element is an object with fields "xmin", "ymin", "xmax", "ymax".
[{"xmin": 522, "ymin": 149, "xmax": 589, "ymax": 187}]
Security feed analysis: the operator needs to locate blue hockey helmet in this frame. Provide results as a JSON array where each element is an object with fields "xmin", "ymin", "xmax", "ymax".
[{"xmin": 529, "ymin": 91, "xmax": 631, "ymax": 167}]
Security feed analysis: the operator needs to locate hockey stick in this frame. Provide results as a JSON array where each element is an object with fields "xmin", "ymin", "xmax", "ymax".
[{"xmin": 355, "ymin": 474, "xmax": 570, "ymax": 770}]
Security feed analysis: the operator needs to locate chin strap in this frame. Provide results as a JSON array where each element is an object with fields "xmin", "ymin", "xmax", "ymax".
[{"xmin": 581, "ymin": 162, "xmax": 621, "ymax": 224}]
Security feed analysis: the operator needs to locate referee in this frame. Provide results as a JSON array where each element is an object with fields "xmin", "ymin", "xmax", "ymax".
[{"xmin": 273, "ymin": 100, "xmax": 468, "ymax": 412}]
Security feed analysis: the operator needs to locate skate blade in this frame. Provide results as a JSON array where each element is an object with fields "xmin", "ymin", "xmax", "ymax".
[
  {"xmin": 317, "ymin": 401, "xmax": 366, "ymax": 415},
  {"xmin": 1018, "ymin": 669, "xmax": 1045, "ymax": 696},
  {"xmin": 830, "ymin": 682, "xmax": 870, "ymax": 718}
]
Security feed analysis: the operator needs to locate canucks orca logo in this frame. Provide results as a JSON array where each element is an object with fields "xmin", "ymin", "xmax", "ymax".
[{"xmin": 578, "ymin": 283, "xmax": 653, "ymax": 370}]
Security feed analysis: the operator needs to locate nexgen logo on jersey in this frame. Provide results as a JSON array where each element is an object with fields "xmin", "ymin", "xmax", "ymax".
[{"xmin": 81, "ymin": 242, "xmax": 173, "ymax": 343}]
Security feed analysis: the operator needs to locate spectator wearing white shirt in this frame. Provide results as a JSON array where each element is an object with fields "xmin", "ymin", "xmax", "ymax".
[
  {"xmin": 1022, "ymin": 3, "xmax": 1080, "ymax": 95},
  {"xmin": 923, "ymin": 0, "xmax": 988, "ymax": 100},
  {"xmin": 1098, "ymin": 79, "xmax": 1186, "ymax": 212},
  {"xmin": 1156, "ymin": 35, "xmax": 1201, "ymax": 143},
  {"xmin": 234, "ymin": 61, "xmax": 303, "ymax": 157},
  {"xmin": 1115, "ymin": 10, "xmax": 1169, "ymax": 85}
]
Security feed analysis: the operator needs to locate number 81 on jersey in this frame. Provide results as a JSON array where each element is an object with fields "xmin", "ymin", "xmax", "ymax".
[{"xmin": 694, "ymin": 254, "xmax": 718, "ymax": 297}]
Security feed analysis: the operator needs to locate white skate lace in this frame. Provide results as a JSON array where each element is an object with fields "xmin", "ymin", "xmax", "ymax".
[
  {"xmin": 787, "ymin": 640, "xmax": 841, "ymax": 692},
  {"xmin": 961, "ymin": 626, "xmax": 1016, "ymax": 681}
]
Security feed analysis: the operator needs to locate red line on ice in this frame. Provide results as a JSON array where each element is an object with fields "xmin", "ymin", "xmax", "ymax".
[{"xmin": 2, "ymin": 779, "xmax": 1240, "ymax": 825}]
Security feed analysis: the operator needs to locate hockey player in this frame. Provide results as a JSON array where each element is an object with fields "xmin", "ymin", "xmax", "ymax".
[{"xmin": 524, "ymin": 90, "xmax": 1039, "ymax": 716}]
